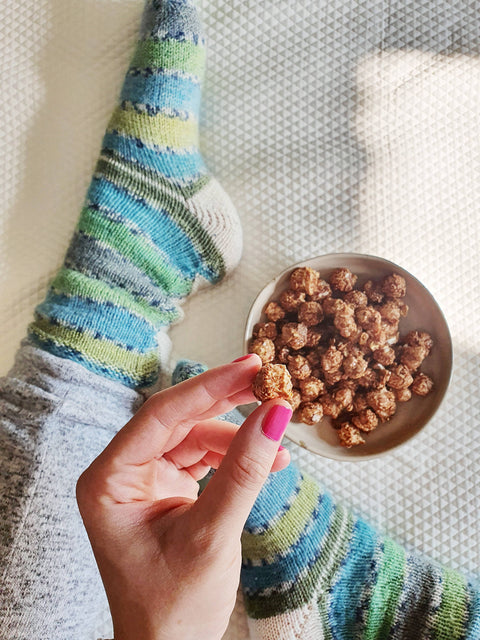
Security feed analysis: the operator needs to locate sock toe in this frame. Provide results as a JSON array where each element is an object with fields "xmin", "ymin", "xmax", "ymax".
[{"xmin": 171, "ymin": 358, "xmax": 208, "ymax": 385}]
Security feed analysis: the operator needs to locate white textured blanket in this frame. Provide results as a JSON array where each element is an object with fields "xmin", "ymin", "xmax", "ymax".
[{"xmin": 1, "ymin": 1, "xmax": 479, "ymax": 638}]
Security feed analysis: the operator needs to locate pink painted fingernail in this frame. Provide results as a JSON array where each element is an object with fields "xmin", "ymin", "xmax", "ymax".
[
  {"xmin": 261, "ymin": 405, "xmax": 292, "ymax": 442},
  {"xmin": 279, "ymin": 445, "xmax": 286, "ymax": 451},
  {"xmin": 232, "ymin": 354, "xmax": 254, "ymax": 363}
]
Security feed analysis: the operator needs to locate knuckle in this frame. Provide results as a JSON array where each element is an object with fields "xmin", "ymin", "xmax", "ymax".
[
  {"xmin": 230, "ymin": 451, "xmax": 268, "ymax": 492},
  {"xmin": 75, "ymin": 470, "xmax": 91, "ymax": 512},
  {"xmin": 75, "ymin": 464, "xmax": 103, "ymax": 515}
]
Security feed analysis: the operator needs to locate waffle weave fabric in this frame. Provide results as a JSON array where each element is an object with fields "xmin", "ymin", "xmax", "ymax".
[{"xmin": 0, "ymin": 1, "xmax": 479, "ymax": 638}]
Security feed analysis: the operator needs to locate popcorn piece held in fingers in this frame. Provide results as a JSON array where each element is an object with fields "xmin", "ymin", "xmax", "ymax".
[{"xmin": 252, "ymin": 363, "xmax": 293, "ymax": 404}]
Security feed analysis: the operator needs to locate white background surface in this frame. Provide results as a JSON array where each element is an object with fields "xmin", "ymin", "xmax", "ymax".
[{"xmin": 1, "ymin": 1, "xmax": 479, "ymax": 637}]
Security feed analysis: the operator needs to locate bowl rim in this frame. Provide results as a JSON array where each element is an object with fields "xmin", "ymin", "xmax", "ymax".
[{"xmin": 244, "ymin": 252, "xmax": 453, "ymax": 461}]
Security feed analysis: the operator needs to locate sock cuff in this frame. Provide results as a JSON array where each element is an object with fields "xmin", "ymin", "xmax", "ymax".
[{"xmin": 5, "ymin": 340, "xmax": 143, "ymax": 430}]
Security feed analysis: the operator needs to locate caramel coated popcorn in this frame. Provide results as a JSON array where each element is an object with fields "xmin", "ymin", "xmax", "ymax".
[
  {"xmin": 299, "ymin": 376, "xmax": 325, "ymax": 401},
  {"xmin": 252, "ymin": 363, "xmax": 293, "ymax": 403},
  {"xmin": 330, "ymin": 267, "xmax": 358, "ymax": 292},
  {"xmin": 287, "ymin": 354, "xmax": 311, "ymax": 380},
  {"xmin": 253, "ymin": 322, "xmax": 277, "ymax": 340},
  {"xmin": 290, "ymin": 266, "xmax": 320, "ymax": 296},
  {"xmin": 264, "ymin": 301, "xmax": 285, "ymax": 322},
  {"xmin": 382, "ymin": 273, "xmax": 407, "ymax": 298},
  {"xmin": 248, "ymin": 337, "xmax": 275, "ymax": 364},
  {"xmin": 279, "ymin": 289, "xmax": 305, "ymax": 312},
  {"xmin": 297, "ymin": 401, "xmax": 323, "ymax": 425},
  {"xmin": 352, "ymin": 408, "xmax": 379, "ymax": 432},
  {"xmin": 411, "ymin": 372, "xmax": 434, "ymax": 396},
  {"xmin": 281, "ymin": 322, "xmax": 308, "ymax": 350},
  {"xmin": 338, "ymin": 423, "xmax": 365, "ymax": 447},
  {"xmin": 248, "ymin": 265, "xmax": 435, "ymax": 447},
  {"xmin": 298, "ymin": 301, "xmax": 324, "ymax": 326}
]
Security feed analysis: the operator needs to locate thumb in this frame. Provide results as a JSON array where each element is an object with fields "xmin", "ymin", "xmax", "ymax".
[{"xmin": 193, "ymin": 399, "xmax": 292, "ymax": 536}]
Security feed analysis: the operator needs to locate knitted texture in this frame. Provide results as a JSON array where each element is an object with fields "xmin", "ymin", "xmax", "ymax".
[
  {"xmin": 171, "ymin": 360, "xmax": 480, "ymax": 640},
  {"xmin": 28, "ymin": 0, "xmax": 242, "ymax": 390},
  {"xmin": 171, "ymin": 357, "xmax": 208, "ymax": 384},
  {"xmin": 242, "ymin": 464, "xmax": 480, "ymax": 640}
]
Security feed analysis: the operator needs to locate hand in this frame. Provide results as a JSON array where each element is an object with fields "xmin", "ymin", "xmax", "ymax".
[{"xmin": 76, "ymin": 354, "xmax": 291, "ymax": 640}]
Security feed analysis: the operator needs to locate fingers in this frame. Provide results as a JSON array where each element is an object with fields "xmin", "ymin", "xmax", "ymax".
[
  {"xmin": 102, "ymin": 354, "xmax": 262, "ymax": 465},
  {"xmin": 164, "ymin": 419, "xmax": 241, "ymax": 468},
  {"xmin": 167, "ymin": 418, "xmax": 289, "ymax": 475},
  {"xmin": 192, "ymin": 399, "xmax": 292, "ymax": 536}
]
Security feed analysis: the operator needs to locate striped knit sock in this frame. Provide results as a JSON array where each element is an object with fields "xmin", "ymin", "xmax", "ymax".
[
  {"xmin": 28, "ymin": 0, "xmax": 241, "ymax": 389},
  {"xmin": 172, "ymin": 360, "xmax": 480, "ymax": 639},
  {"xmin": 242, "ymin": 464, "xmax": 480, "ymax": 640}
]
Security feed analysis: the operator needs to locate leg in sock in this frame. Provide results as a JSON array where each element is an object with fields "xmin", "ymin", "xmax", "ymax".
[
  {"xmin": 172, "ymin": 361, "xmax": 480, "ymax": 640},
  {"xmin": 29, "ymin": 0, "xmax": 241, "ymax": 390},
  {"xmin": 0, "ymin": 1, "xmax": 240, "ymax": 637},
  {"xmin": 241, "ymin": 465, "xmax": 480, "ymax": 640}
]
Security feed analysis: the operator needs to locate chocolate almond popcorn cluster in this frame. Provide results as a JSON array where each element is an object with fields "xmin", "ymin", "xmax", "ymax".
[{"xmin": 249, "ymin": 266, "xmax": 434, "ymax": 447}]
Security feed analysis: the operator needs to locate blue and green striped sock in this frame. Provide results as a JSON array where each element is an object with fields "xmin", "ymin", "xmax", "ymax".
[
  {"xmin": 172, "ymin": 359, "xmax": 480, "ymax": 639},
  {"xmin": 242, "ymin": 465, "xmax": 480, "ymax": 639},
  {"xmin": 28, "ymin": 0, "xmax": 242, "ymax": 389}
]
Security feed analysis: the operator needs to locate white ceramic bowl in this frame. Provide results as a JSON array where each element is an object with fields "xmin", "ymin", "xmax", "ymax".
[{"xmin": 244, "ymin": 253, "xmax": 452, "ymax": 461}]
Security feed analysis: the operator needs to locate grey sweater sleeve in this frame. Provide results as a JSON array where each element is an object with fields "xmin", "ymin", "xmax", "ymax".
[{"xmin": 0, "ymin": 340, "xmax": 144, "ymax": 640}]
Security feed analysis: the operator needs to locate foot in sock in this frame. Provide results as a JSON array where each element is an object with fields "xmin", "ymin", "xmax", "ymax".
[
  {"xmin": 241, "ymin": 465, "xmax": 480, "ymax": 640},
  {"xmin": 29, "ymin": 0, "xmax": 242, "ymax": 390},
  {"xmin": 173, "ymin": 360, "xmax": 480, "ymax": 640}
]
